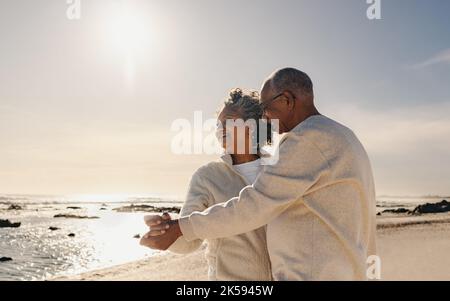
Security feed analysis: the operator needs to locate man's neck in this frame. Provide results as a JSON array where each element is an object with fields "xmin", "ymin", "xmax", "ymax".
[{"xmin": 301, "ymin": 106, "xmax": 321, "ymax": 122}]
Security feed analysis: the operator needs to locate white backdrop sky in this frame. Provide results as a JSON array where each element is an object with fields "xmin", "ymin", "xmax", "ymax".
[{"xmin": 1, "ymin": 0, "xmax": 449, "ymax": 197}]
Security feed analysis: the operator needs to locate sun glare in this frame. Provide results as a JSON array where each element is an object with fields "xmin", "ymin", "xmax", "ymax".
[
  {"xmin": 99, "ymin": 2, "xmax": 155, "ymax": 86},
  {"xmin": 105, "ymin": 6, "xmax": 150, "ymax": 54}
]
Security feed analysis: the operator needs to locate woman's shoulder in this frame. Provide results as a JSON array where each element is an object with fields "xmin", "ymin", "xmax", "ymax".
[{"xmin": 194, "ymin": 160, "xmax": 230, "ymax": 179}]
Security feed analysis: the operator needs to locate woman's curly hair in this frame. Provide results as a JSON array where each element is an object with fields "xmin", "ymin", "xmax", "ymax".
[
  {"xmin": 223, "ymin": 88, "xmax": 262, "ymax": 121},
  {"xmin": 219, "ymin": 88, "xmax": 271, "ymax": 153}
]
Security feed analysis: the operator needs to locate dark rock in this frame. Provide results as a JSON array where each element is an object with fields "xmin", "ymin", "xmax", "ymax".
[
  {"xmin": 412, "ymin": 200, "xmax": 450, "ymax": 215},
  {"xmin": 157, "ymin": 206, "xmax": 180, "ymax": 213},
  {"xmin": 99, "ymin": 207, "xmax": 107, "ymax": 210},
  {"xmin": 0, "ymin": 219, "xmax": 21, "ymax": 228},
  {"xmin": 7, "ymin": 204, "xmax": 22, "ymax": 210},
  {"xmin": 133, "ymin": 234, "xmax": 141, "ymax": 239},
  {"xmin": 376, "ymin": 212, "xmax": 382, "ymax": 216},
  {"xmin": 68, "ymin": 233, "xmax": 76, "ymax": 237},
  {"xmin": 66, "ymin": 206, "xmax": 82, "ymax": 210},
  {"xmin": 54, "ymin": 214, "xmax": 99, "ymax": 219},
  {"xmin": 49, "ymin": 227, "xmax": 60, "ymax": 231},
  {"xmin": 0, "ymin": 257, "xmax": 13, "ymax": 262},
  {"xmin": 382, "ymin": 208, "xmax": 411, "ymax": 214},
  {"xmin": 113, "ymin": 204, "xmax": 180, "ymax": 214}
]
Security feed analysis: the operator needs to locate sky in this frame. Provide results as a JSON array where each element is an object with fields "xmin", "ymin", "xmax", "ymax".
[{"xmin": 0, "ymin": 0, "xmax": 449, "ymax": 197}]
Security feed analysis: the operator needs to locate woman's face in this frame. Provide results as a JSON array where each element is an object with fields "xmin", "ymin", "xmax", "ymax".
[{"xmin": 217, "ymin": 107, "xmax": 254, "ymax": 155}]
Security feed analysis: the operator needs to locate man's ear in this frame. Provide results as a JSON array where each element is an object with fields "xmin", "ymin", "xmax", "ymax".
[{"xmin": 284, "ymin": 91, "xmax": 296, "ymax": 110}]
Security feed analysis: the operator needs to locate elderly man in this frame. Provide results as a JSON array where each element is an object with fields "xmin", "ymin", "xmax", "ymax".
[{"xmin": 141, "ymin": 68, "xmax": 377, "ymax": 281}]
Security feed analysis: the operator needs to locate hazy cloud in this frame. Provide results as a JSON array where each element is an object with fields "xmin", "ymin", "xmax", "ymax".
[
  {"xmin": 411, "ymin": 48, "xmax": 450, "ymax": 69},
  {"xmin": 325, "ymin": 102, "xmax": 450, "ymax": 195}
]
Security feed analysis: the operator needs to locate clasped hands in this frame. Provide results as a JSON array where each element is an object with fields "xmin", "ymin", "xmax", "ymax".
[{"xmin": 139, "ymin": 212, "xmax": 183, "ymax": 251}]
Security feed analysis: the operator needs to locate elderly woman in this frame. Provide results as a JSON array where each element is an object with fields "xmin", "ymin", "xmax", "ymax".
[{"xmin": 144, "ymin": 89, "xmax": 272, "ymax": 281}]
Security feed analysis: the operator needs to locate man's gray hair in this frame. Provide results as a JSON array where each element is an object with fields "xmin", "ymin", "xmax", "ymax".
[{"xmin": 269, "ymin": 68, "xmax": 314, "ymax": 97}]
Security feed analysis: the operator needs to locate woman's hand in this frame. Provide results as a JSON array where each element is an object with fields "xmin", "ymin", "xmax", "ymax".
[
  {"xmin": 144, "ymin": 212, "xmax": 171, "ymax": 234},
  {"xmin": 144, "ymin": 212, "xmax": 173, "ymax": 236},
  {"xmin": 140, "ymin": 217, "xmax": 183, "ymax": 250}
]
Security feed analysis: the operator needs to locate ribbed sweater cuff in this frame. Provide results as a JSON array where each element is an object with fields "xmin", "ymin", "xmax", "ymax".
[{"xmin": 179, "ymin": 216, "xmax": 197, "ymax": 241}]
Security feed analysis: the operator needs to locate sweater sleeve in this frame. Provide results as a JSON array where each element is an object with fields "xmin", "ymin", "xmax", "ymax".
[
  {"xmin": 179, "ymin": 135, "xmax": 329, "ymax": 241},
  {"xmin": 168, "ymin": 168, "xmax": 212, "ymax": 254}
]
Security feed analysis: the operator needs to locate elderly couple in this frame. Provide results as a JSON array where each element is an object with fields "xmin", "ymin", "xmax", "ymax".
[{"xmin": 140, "ymin": 68, "xmax": 377, "ymax": 281}]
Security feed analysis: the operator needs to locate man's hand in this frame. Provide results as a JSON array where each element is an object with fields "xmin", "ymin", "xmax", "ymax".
[{"xmin": 140, "ymin": 219, "xmax": 182, "ymax": 251}]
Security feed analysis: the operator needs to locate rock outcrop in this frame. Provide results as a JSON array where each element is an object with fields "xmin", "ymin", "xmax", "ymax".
[
  {"xmin": 412, "ymin": 200, "xmax": 450, "ymax": 215},
  {"xmin": 54, "ymin": 214, "xmax": 99, "ymax": 219},
  {"xmin": 113, "ymin": 204, "xmax": 180, "ymax": 213},
  {"xmin": 0, "ymin": 219, "xmax": 21, "ymax": 228},
  {"xmin": 0, "ymin": 257, "xmax": 13, "ymax": 262}
]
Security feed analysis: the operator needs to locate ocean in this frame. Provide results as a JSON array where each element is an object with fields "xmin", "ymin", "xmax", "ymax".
[
  {"xmin": 0, "ymin": 194, "xmax": 182, "ymax": 281},
  {"xmin": 0, "ymin": 194, "xmax": 446, "ymax": 281}
]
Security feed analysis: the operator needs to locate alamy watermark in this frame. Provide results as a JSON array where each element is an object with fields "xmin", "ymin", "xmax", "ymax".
[
  {"xmin": 366, "ymin": 255, "xmax": 382, "ymax": 280},
  {"xmin": 170, "ymin": 111, "xmax": 281, "ymax": 166},
  {"xmin": 64, "ymin": 1, "xmax": 380, "ymax": 22},
  {"xmin": 66, "ymin": 0, "xmax": 81, "ymax": 20},
  {"xmin": 367, "ymin": 0, "xmax": 382, "ymax": 20}
]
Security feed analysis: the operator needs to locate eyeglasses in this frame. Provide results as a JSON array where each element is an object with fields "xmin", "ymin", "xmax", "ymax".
[{"xmin": 260, "ymin": 92, "xmax": 285, "ymax": 113}]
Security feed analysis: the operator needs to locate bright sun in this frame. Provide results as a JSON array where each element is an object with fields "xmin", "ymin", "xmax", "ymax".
[
  {"xmin": 105, "ymin": 5, "xmax": 151, "ymax": 55},
  {"xmin": 99, "ymin": 2, "xmax": 154, "ymax": 84},
  {"xmin": 100, "ymin": 1, "xmax": 155, "ymax": 87}
]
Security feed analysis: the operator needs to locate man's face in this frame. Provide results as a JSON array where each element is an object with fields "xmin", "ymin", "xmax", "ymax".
[{"xmin": 260, "ymin": 82, "xmax": 291, "ymax": 134}]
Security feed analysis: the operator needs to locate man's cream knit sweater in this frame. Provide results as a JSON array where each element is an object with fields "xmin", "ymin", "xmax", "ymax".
[
  {"xmin": 179, "ymin": 115, "xmax": 377, "ymax": 281},
  {"xmin": 168, "ymin": 156, "xmax": 272, "ymax": 281}
]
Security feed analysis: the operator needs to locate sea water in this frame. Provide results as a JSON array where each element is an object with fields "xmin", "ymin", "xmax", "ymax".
[
  {"xmin": 0, "ymin": 194, "xmax": 445, "ymax": 280},
  {"xmin": 0, "ymin": 194, "xmax": 181, "ymax": 280}
]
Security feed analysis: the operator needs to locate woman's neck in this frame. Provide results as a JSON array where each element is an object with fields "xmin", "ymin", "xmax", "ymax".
[{"xmin": 231, "ymin": 154, "xmax": 260, "ymax": 165}]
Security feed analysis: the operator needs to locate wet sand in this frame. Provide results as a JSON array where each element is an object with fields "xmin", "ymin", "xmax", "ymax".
[{"xmin": 56, "ymin": 214, "xmax": 450, "ymax": 281}]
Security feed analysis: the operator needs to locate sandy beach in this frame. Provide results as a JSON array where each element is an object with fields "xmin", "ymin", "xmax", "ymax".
[
  {"xmin": 55, "ymin": 213, "xmax": 450, "ymax": 281},
  {"xmin": 377, "ymin": 214, "xmax": 450, "ymax": 281},
  {"xmin": 56, "ymin": 248, "xmax": 209, "ymax": 281}
]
